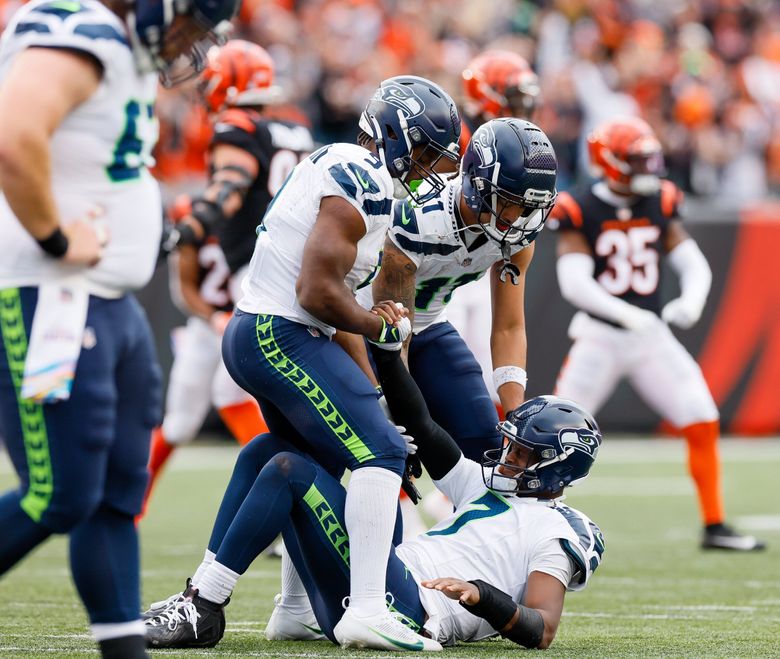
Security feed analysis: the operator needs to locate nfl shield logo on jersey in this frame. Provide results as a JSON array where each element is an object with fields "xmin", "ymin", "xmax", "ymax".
[{"xmin": 559, "ymin": 428, "xmax": 600, "ymax": 458}]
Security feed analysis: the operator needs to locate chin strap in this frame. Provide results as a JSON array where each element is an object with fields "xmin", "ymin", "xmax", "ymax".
[{"xmin": 498, "ymin": 243, "xmax": 520, "ymax": 285}]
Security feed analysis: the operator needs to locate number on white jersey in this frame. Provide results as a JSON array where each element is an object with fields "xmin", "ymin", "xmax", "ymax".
[
  {"xmin": 595, "ymin": 225, "xmax": 661, "ymax": 296},
  {"xmin": 199, "ymin": 243, "xmax": 231, "ymax": 307}
]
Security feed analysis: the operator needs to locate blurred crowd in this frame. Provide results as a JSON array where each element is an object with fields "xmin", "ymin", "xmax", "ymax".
[{"xmin": 4, "ymin": 0, "xmax": 780, "ymax": 201}]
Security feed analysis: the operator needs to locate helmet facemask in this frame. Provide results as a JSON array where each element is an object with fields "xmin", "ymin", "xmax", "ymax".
[
  {"xmin": 468, "ymin": 176, "xmax": 555, "ymax": 247},
  {"xmin": 482, "ymin": 426, "xmax": 575, "ymax": 497},
  {"xmin": 128, "ymin": 0, "xmax": 233, "ymax": 87}
]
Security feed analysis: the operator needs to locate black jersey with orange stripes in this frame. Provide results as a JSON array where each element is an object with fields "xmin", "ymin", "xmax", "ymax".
[
  {"xmin": 210, "ymin": 108, "xmax": 314, "ymax": 273},
  {"xmin": 549, "ymin": 180, "xmax": 684, "ymax": 314}
]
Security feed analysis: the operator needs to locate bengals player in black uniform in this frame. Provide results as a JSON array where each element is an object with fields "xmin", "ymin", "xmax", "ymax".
[
  {"xmin": 549, "ymin": 116, "xmax": 764, "ymax": 552},
  {"xmin": 144, "ymin": 41, "xmax": 314, "ymax": 514},
  {"xmin": 172, "ymin": 39, "xmax": 314, "ymax": 274}
]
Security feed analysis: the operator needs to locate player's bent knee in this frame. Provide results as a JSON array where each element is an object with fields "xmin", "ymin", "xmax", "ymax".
[
  {"xmin": 235, "ymin": 433, "xmax": 293, "ymax": 473},
  {"xmin": 42, "ymin": 493, "xmax": 103, "ymax": 532}
]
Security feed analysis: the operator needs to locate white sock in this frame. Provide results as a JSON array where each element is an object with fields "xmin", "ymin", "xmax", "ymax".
[
  {"xmin": 191, "ymin": 549, "xmax": 216, "ymax": 585},
  {"xmin": 344, "ymin": 466, "xmax": 402, "ymax": 618},
  {"xmin": 91, "ymin": 620, "xmax": 145, "ymax": 641},
  {"xmin": 193, "ymin": 560, "xmax": 239, "ymax": 605},
  {"xmin": 279, "ymin": 542, "xmax": 312, "ymax": 614}
]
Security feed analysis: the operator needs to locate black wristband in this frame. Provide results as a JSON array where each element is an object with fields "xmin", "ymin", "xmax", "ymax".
[
  {"xmin": 460, "ymin": 579, "xmax": 517, "ymax": 630},
  {"xmin": 191, "ymin": 197, "xmax": 226, "ymax": 232},
  {"xmin": 460, "ymin": 579, "xmax": 544, "ymax": 648},
  {"xmin": 36, "ymin": 226, "xmax": 69, "ymax": 258}
]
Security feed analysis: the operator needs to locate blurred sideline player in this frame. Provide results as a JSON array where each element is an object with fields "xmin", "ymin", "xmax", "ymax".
[
  {"xmin": 143, "ymin": 346, "xmax": 604, "ymax": 651},
  {"xmin": 145, "ymin": 40, "xmax": 315, "ymax": 511},
  {"xmin": 140, "ymin": 195, "xmax": 266, "ymax": 517},
  {"xmin": 549, "ymin": 116, "xmax": 765, "ymax": 552},
  {"xmin": 0, "ymin": 0, "xmax": 239, "ymax": 656},
  {"xmin": 447, "ymin": 50, "xmax": 542, "ymax": 418}
]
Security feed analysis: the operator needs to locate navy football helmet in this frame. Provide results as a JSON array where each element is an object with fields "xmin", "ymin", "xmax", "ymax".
[
  {"xmin": 128, "ymin": 0, "xmax": 240, "ymax": 86},
  {"xmin": 359, "ymin": 75, "xmax": 461, "ymax": 203},
  {"xmin": 482, "ymin": 396, "xmax": 601, "ymax": 497},
  {"xmin": 461, "ymin": 118, "xmax": 557, "ymax": 248}
]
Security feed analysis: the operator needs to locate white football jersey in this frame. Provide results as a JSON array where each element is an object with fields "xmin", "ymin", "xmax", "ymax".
[
  {"xmin": 395, "ymin": 456, "xmax": 604, "ymax": 646},
  {"xmin": 390, "ymin": 181, "xmax": 530, "ymax": 332},
  {"xmin": 238, "ymin": 143, "xmax": 394, "ymax": 336},
  {"xmin": 0, "ymin": 0, "xmax": 160, "ymax": 297}
]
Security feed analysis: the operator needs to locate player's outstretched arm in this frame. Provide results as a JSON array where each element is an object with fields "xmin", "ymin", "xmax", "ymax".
[
  {"xmin": 422, "ymin": 573, "xmax": 564, "ymax": 649},
  {"xmin": 490, "ymin": 243, "xmax": 534, "ymax": 410},
  {"xmin": 369, "ymin": 345, "xmax": 461, "ymax": 480}
]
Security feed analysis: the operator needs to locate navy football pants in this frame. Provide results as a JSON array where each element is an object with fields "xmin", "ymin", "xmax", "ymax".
[
  {"xmin": 408, "ymin": 321, "xmax": 501, "ymax": 461},
  {"xmin": 222, "ymin": 311, "xmax": 406, "ymax": 476},
  {"xmin": 206, "ymin": 434, "xmax": 426, "ymax": 642},
  {"xmin": 0, "ymin": 288, "xmax": 162, "ymax": 623}
]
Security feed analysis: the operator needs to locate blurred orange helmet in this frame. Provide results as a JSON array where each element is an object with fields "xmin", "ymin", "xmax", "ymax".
[
  {"xmin": 462, "ymin": 50, "xmax": 540, "ymax": 121},
  {"xmin": 199, "ymin": 40, "xmax": 280, "ymax": 115},
  {"xmin": 587, "ymin": 116, "xmax": 665, "ymax": 195}
]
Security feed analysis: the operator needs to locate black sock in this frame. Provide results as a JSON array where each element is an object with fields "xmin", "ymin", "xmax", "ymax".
[{"xmin": 98, "ymin": 635, "xmax": 148, "ymax": 659}]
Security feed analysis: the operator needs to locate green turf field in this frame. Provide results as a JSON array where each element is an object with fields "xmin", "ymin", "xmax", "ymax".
[{"xmin": 1, "ymin": 438, "xmax": 779, "ymax": 658}]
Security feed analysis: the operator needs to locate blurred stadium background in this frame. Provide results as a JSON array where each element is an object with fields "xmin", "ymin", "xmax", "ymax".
[
  {"xmin": 1, "ymin": 2, "xmax": 779, "ymax": 656},
  {"xmin": 77, "ymin": 0, "xmax": 780, "ymax": 435}
]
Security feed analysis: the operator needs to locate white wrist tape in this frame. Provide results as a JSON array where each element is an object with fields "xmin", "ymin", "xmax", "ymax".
[{"xmin": 493, "ymin": 366, "xmax": 528, "ymax": 391}]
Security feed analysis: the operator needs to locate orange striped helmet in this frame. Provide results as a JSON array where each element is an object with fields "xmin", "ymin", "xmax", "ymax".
[
  {"xmin": 199, "ymin": 40, "xmax": 280, "ymax": 114},
  {"xmin": 587, "ymin": 116, "xmax": 665, "ymax": 195},
  {"xmin": 462, "ymin": 50, "xmax": 539, "ymax": 122}
]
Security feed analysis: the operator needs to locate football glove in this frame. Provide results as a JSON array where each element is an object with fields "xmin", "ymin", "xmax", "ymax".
[
  {"xmin": 661, "ymin": 297, "xmax": 701, "ymax": 329},
  {"xmin": 369, "ymin": 315, "xmax": 412, "ymax": 351}
]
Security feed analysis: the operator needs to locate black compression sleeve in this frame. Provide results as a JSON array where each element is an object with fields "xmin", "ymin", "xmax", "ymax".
[
  {"xmin": 461, "ymin": 580, "xmax": 544, "ymax": 649},
  {"xmin": 369, "ymin": 346, "xmax": 462, "ymax": 480}
]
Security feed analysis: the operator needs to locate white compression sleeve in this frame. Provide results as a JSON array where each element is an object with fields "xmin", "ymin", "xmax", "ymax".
[
  {"xmin": 666, "ymin": 239, "xmax": 712, "ymax": 312},
  {"xmin": 556, "ymin": 252, "xmax": 640, "ymax": 325}
]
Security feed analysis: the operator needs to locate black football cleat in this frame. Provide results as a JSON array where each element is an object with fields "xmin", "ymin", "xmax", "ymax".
[
  {"xmin": 701, "ymin": 523, "xmax": 766, "ymax": 551},
  {"xmin": 144, "ymin": 585, "xmax": 228, "ymax": 649},
  {"xmin": 141, "ymin": 578, "xmax": 191, "ymax": 620}
]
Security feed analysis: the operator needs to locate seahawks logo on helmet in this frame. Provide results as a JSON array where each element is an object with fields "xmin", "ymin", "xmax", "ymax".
[
  {"xmin": 473, "ymin": 124, "xmax": 498, "ymax": 168},
  {"xmin": 378, "ymin": 83, "xmax": 425, "ymax": 118},
  {"xmin": 559, "ymin": 428, "xmax": 600, "ymax": 457}
]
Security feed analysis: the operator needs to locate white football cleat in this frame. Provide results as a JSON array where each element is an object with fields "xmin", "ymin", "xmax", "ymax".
[
  {"xmin": 264, "ymin": 594, "xmax": 326, "ymax": 641},
  {"xmin": 333, "ymin": 607, "xmax": 441, "ymax": 652}
]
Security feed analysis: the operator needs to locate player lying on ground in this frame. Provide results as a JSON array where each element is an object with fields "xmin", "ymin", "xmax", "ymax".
[{"xmin": 144, "ymin": 345, "xmax": 604, "ymax": 651}]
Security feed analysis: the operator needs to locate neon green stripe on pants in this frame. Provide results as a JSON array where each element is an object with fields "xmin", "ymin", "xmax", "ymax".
[
  {"xmin": 0, "ymin": 288, "xmax": 53, "ymax": 522},
  {"xmin": 255, "ymin": 314, "xmax": 375, "ymax": 463}
]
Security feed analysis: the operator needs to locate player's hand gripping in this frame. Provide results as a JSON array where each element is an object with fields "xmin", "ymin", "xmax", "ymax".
[
  {"xmin": 421, "ymin": 578, "xmax": 481, "ymax": 605},
  {"xmin": 63, "ymin": 207, "xmax": 108, "ymax": 266},
  {"xmin": 369, "ymin": 301, "xmax": 411, "ymax": 351}
]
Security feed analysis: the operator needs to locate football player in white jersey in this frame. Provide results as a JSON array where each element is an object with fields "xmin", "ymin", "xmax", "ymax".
[
  {"xmin": 0, "ymin": 0, "xmax": 238, "ymax": 656},
  {"xmin": 142, "ymin": 343, "xmax": 603, "ymax": 651},
  {"xmin": 368, "ymin": 118, "xmax": 557, "ymax": 462},
  {"xmin": 147, "ymin": 76, "xmax": 460, "ymax": 652},
  {"xmin": 447, "ymin": 51, "xmax": 543, "ymax": 411}
]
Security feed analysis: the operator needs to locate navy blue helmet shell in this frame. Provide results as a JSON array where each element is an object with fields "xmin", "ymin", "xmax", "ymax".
[
  {"xmin": 482, "ymin": 395, "xmax": 602, "ymax": 496},
  {"xmin": 359, "ymin": 75, "xmax": 461, "ymax": 203},
  {"xmin": 461, "ymin": 118, "xmax": 557, "ymax": 247}
]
